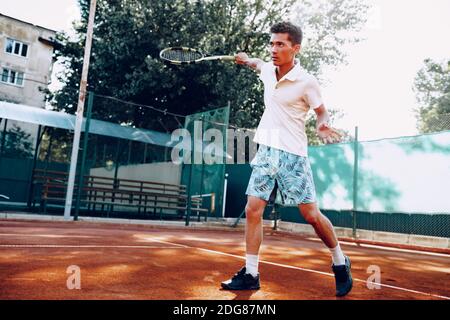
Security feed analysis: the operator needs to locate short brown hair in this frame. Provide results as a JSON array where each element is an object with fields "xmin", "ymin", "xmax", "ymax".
[{"xmin": 270, "ymin": 22, "xmax": 303, "ymax": 45}]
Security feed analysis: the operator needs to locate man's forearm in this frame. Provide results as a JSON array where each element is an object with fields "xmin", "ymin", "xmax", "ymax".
[
  {"xmin": 316, "ymin": 110, "xmax": 330, "ymax": 127},
  {"xmin": 245, "ymin": 58, "xmax": 264, "ymax": 72}
]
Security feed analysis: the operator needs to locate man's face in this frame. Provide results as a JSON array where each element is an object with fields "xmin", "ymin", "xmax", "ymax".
[{"xmin": 269, "ymin": 33, "xmax": 300, "ymax": 66}]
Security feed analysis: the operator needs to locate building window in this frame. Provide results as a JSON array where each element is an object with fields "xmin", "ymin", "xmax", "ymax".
[
  {"xmin": 16, "ymin": 72, "xmax": 24, "ymax": 86},
  {"xmin": 1, "ymin": 69, "xmax": 8, "ymax": 82},
  {"xmin": 0, "ymin": 68, "xmax": 25, "ymax": 86},
  {"xmin": 5, "ymin": 39, "xmax": 14, "ymax": 53},
  {"xmin": 4, "ymin": 38, "xmax": 28, "ymax": 57}
]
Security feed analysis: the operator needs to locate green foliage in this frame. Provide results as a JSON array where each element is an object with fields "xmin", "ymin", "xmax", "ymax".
[
  {"xmin": 47, "ymin": 0, "xmax": 368, "ymax": 144},
  {"xmin": 296, "ymin": 0, "xmax": 369, "ymax": 77},
  {"xmin": 37, "ymin": 127, "xmax": 72, "ymax": 163},
  {"xmin": 1, "ymin": 124, "xmax": 34, "ymax": 159},
  {"xmin": 413, "ymin": 58, "xmax": 450, "ymax": 133}
]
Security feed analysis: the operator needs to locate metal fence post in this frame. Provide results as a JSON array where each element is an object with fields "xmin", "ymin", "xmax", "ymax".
[
  {"xmin": 63, "ymin": 0, "xmax": 97, "ymax": 220},
  {"xmin": 27, "ymin": 124, "xmax": 42, "ymax": 209},
  {"xmin": 0, "ymin": 118, "xmax": 7, "ymax": 156},
  {"xmin": 74, "ymin": 91, "xmax": 94, "ymax": 221},
  {"xmin": 352, "ymin": 126, "xmax": 359, "ymax": 238},
  {"xmin": 185, "ymin": 154, "xmax": 193, "ymax": 226}
]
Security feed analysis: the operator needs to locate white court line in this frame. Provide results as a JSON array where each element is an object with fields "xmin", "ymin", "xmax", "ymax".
[
  {"xmin": 0, "ymin": 245, "xmax": 185, "ymax": 249},
  {"xmin": 133, "ymin": 236, "xmax": 190, "ymax": 248},
  {"xmin": 3, "ymin": 233, "xmax": 448, "ymax": 256},
  {"xmin": 0, "ymin": 234, "xmax": 191, "ymax": 249},
  {"xmin": 149, "ymin": 238, "xmax": 450, "ymax": 300},
  {"xmin": 2, "ymin": 234, "xmax": 448, "ymax": 299},
  {"xmin": 354, "ymin": 243, "xmax": 450, "ymax": 258},
  {"xmin": 312, "ymin": 238, "xmax": 450, "ymax": 258},
  {"xmin": 0, "ymin": 233, "xmax": 98, "ymax": 239}
]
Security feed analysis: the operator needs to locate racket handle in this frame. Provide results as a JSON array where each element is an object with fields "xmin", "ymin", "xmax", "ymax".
[
  {"xmin": 218, "ymin": 55, "xmax": 236, "ymax": 61},
  {"xmin": 202, "ymin": 55, "xmax": 236, "ymax": 62}
]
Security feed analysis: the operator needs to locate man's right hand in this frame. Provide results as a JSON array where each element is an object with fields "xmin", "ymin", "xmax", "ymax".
[
  {"xmin": 235, "ymin": 52, "xmax": 250, "ymax": 65},
  {"xmin": 235, "ymin": 53, "xmax": 263, "ymax": 73}
]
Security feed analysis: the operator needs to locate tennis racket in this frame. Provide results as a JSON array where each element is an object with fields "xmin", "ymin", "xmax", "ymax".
[{"xmin": 159, "ymin": 47, "xmax": 235, "ymax": 65}]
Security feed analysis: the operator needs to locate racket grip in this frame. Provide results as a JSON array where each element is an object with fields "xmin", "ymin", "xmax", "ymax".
[{"xmin": 218, "ymin": 55, "xmax": 236, "ymax": 61}]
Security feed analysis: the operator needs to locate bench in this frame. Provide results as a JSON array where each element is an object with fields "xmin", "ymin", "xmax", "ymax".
[{"xmin": 31, "ymin": 169, "xmax": 209, "ymax": 221}]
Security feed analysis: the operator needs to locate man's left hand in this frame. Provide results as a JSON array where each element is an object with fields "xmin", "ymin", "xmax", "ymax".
[{"xmin": 316, "ymin": 122, "xmax": 343, "ymax": 144}]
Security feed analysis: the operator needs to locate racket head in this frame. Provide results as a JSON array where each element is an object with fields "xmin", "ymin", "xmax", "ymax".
[{"xmin": 159, "ymin": 47, "xmax": 204, "ymax": 65}]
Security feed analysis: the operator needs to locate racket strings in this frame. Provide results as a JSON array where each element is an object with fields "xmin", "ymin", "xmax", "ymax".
[{"xmin": 162, "ymin": 49, "xmax": 202, "ymax": 62}]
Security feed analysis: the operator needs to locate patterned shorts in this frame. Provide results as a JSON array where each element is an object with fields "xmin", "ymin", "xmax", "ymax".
[{"xmin": 245, "ymin": 145, "xmax": 317, "ymax": 205}]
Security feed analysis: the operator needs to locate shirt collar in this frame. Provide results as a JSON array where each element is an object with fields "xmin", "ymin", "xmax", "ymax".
[{"xmin": 273, "ymin": 58, "xmax": 303, "ymax": 82}]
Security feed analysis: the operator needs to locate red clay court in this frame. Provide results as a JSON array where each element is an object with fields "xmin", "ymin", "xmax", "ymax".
[{"xmin": 0, "ymin": 218, "xmax": 449, "ymax": 300}]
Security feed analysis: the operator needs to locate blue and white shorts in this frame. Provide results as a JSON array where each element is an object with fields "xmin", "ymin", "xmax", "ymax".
[{"xmin": 245, "ymin": 145, "xmax": 317, "ymax": 205}]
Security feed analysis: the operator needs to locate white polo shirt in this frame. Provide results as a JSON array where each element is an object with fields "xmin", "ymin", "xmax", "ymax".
[{"xmin": 253, "ymin": 59, "xmax": 323, "ymax": 157}]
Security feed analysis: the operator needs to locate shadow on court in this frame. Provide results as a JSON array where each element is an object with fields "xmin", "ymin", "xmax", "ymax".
[{"xmin": 0, "ymin": 219, "xmax": 448, "ymax": 300}]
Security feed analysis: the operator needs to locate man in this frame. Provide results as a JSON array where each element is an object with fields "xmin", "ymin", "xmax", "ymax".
[{"xmin": 221, "ymin": 22, "xmax": 353, "ymax": 297}]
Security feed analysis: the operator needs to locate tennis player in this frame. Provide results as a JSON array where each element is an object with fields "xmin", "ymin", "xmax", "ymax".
[{"xmin": 221, "ymin": 22, "xmax": 353, "ymax": 297}]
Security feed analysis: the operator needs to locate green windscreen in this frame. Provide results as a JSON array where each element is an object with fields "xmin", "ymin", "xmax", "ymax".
[
  {"xmin": 309, "ymin": 131, "xmax": 450, "ymax": 214},
  {"xmin": 181, "ymin": 106, "xmax": 230, "ymax": 218}
]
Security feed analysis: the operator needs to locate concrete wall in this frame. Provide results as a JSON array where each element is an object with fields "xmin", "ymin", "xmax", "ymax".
[
  {"xmin": 89, "ymin": 162, "xmax": 183, "ymax": 186},
  {"xmin": 0, "ymin": 14, "xmax": 56, "ymax": 106},
  {"xmin": 276, "ymin": 221, "xmax": 450, "ymax": 250}
]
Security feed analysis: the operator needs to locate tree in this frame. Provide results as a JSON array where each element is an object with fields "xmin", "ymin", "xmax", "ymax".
[
  {"xmin": 47, "ymin": 0, "xmax": 369, "ymax": 148},
  {"xmin": 37, "ymin": 127, "xmax": 73, "ymax": 163},
  {"xmin": 2, "ymin": 124, "xmax": 34, "ymax": 159},
  {"xmin": 413, "ymin": 58, "xmax": 450, "ymax": 133}
]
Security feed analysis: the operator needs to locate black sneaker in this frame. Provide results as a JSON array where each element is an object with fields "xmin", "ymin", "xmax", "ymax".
[
  {"xmin": 221, "ymin": 267, "xmax": 260, "ymax": 290},
  {"xmin": 332, "ymin": 255, "xmax": 353, "ymax": 297}
]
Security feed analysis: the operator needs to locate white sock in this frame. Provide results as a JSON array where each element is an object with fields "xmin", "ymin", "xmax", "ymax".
[
  {"xmin": 329, "ymin": 244, "xmax": 346, "ymax": 266},
  {"xmin": 245, "ymin": 254, "xmax": 259, "ymax": 277}
]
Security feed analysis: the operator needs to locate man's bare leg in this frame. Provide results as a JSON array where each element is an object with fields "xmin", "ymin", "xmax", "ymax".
[
  {"xmin": 298, "ymin": 202, "xmax": 338, "ymax": 248},
  {"xmin": 245, "ymin": 195, "xmax": 268, "ymax": 255},
  {"xmin": 298, "ymin": 202, "xmax": 345, "ymax": 265},
  {"xmin": 220, "ymin": 195, "xmax": 267, "ymax": 290},
  {"xmin": 298, "ymin": 202, "xmax": 353, "ymax": 296}
]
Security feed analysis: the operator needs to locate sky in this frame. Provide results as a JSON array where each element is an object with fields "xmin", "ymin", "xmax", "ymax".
[
  {"xmin": 321, "ymin": 0, "xmax": 450, "ymax": 140},
  {"xmin": 1, "ymin": 0, "xmax": 449, "ymax": 140},
  {"xmin": 0, "ymin": 0, "xmax": 80, "ymax": 33}
]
